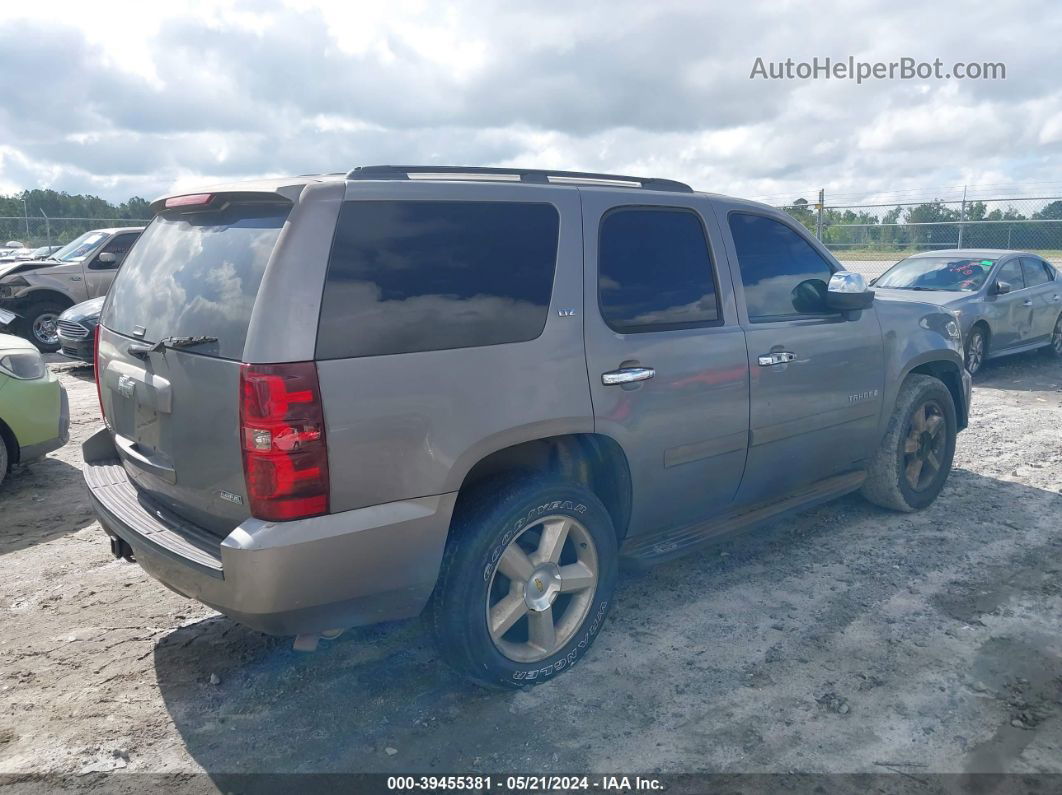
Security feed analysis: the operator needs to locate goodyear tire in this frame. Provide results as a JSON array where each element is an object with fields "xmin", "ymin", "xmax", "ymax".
[
  {"xmin": 429, "ymin": 476, "xmax": 618, "ymax": 689},
  {"xmin": 861, "ymin": 374, "xmax": 957, "ymax": 512}
]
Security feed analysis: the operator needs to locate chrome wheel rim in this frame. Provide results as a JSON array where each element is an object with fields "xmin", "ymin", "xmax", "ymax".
[
  {"xmin": 903, "ymin": 399, "xmax": 946, "ymax": 492},
  {"xmin": 32, "ymin": 313, "xmax": 59, "ymax": 346},
  {"xmin": 966, "ymin": 333, "xmax": 984, "ymax": 374},
  {"xmin": 486, "ymin": 515, "xmax": 599, "ymax": 663},
  {"xmin": 1052, "ymin": 317, "xmax": 1062, "ymax": 354}
]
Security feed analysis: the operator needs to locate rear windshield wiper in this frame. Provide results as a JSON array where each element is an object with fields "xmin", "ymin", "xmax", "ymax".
[{"xmin": 126, "ymin": 335, "xmax": 219, "ymax": 359}]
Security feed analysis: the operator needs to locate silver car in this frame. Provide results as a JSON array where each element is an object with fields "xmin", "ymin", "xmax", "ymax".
[{"xmin": 873, "ymin": 249, "xmax": 1062, "ymax": 374}]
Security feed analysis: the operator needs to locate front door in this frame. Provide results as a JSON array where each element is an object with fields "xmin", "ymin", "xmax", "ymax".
[
  {"xmin": 717, "ymin": 207, "xmax": 885, "ymax": 504},
  {"xmin": 582, "ymin": 193, "xmax": 750, "ymax": 538},
  {"xmin": 85, "ymin": 232, "xmax": 140, "ymax": 298}
]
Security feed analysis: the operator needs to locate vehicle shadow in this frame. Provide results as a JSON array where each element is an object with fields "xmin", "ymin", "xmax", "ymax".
[
  {"xmin": 154, "ymin": 467, "xmax": 1062, "ymax": 779},
  {"xmin": 0, "ymin": 455, "xmax": 96, "ymax": 555},
  {"xmin": 974, "ymin": 348, "xmax": 1061, "ymax": 393}
]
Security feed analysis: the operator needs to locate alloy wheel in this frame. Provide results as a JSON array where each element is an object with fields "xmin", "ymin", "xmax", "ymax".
[
  {"xmin": 965, "ymin": 332, "xmax": 984, "ymax": 374},
  {"xmin": 1052, "ymin": 316, "xmax": 1062, "ymax": 354},
  {"xmin": 32, "ymin": 313, "xmax": 60, "ymax": 346},
  {"xmin": 903, "ymin": 399, "xmax": 946, "ymax": 492},
  {"xmin": 486, "ymin": 515, "xmax": 599, "ymax": 663}
]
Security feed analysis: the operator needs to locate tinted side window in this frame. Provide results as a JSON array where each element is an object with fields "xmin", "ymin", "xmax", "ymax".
[
  {"xmin": 997, "ymin": 259, "xmax": 1025, "ymax": 289},
  {"xmin": 728, "ymin": 213, "xmax": 835, "ymax": 321},
  {"xmin": 317, "ymin": 201, "xmax": 559, "ymax": 359},
  {"xmin": 1021, "ymin": 258, "xmax": 1050, "ymax": 287},
  {"xmin": 598, "ymin": 207, "xmax": 719, "ymax": 333},
  {"xmin": 103, "ymin": 233, "xmax": 138, "ymax": 255}
]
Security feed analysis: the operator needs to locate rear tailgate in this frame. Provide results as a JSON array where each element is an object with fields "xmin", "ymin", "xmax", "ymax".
[{"xmin": 98, "ymin": 197, "xmax": 292, "ymax": 537}]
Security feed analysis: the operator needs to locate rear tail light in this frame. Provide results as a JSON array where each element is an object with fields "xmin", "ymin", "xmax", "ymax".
[
  {"xmin": 239, "ymin": 362, "xmax": 329, "ymax": 521},
  {"xmin": 93, "ymin": 325, "xmax": 104, "ymax": 419},
  {"xmin": 164, "ymin": 193, "xmax": 213, "ymax": 209}
]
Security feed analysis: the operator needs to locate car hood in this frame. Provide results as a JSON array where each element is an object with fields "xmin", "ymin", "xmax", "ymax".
[
  {"xmin": 0, "ymin": 258, "xmax": 61, "ymax": 280},
  {"xmin": 873, "ymin": 287, "xmax": 968, "ymax": 308},
  {"xmin": 60, "ymin": 296, "xmax": 105, "ymax": 324}
]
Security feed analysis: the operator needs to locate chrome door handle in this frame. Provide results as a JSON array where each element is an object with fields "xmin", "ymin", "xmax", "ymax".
[
  {"xmin": 757, "ymin": 352, "xmax": 796, "ymax": 366},
  {"xmin": 1023, "ymin": 299, "xmax": 1033, "ymax": 306},
  {"xmin": 601, "ymin": 367, "xmax": 655, "ymax": 385}
]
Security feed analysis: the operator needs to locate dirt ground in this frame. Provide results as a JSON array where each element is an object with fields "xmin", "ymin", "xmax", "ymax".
[{"xmin": 1, "ymin": 350, "xmax": 1060, "ymax": 788}]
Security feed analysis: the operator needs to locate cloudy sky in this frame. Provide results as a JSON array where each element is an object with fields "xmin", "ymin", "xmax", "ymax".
[{"xmin": 1, "ymin": 0, "xmax": 1060, "ymax": 207}]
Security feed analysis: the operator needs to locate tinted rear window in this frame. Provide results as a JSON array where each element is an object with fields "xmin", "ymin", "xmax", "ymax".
[
  {"xmin": 316, "ymin": 201, "xmax": 559, "ymax": 359},
  {"xmin": 103, "ymin": 203, "xmax": 290, "ymax": 360}
]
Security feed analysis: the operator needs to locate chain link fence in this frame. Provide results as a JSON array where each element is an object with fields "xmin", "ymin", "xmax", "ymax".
[
  {"xmin": 778, "ymin": 194, "xmax": 1062, "ymax": 279},
  {"xmin": 0, "ymin": 216, "xmax": 150, "ymax": 252}
]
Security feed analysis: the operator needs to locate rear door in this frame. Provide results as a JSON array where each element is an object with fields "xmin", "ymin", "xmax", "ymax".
[
  {"xmin": 582, "ymin": 191, "xmax": 749, "ymax": 537},
  {"xmin": 98, "ymin": 199, "xmax": 292, "ymax": 536},
  {"xmin": 717, "ymin": 206, "xmax": 885, "ymax": 504},
  {"xmin": 1020, "ymin": 257, "xmax": 1060, "ymax": 344},
  {"xmin": 988, "ymin": 258, "xmax": 1027, "ymax": 350}
]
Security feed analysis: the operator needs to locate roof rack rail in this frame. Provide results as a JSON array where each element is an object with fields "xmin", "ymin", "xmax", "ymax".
[{"xmin": 345, "ymin": 165, "xmax": 693, "ymax": 193}]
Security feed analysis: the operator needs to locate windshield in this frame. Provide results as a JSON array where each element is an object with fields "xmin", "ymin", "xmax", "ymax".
[
  {"xmin": 51, "ymin": 231, "xmax": 109, "ymax": 262},
  {"xmin": 103, "ymin": 203, "xmax": 290, "ymax": 360},
  {"xmin": 875, "ymin": 256, "xmax": 996, "ymax": 291}
]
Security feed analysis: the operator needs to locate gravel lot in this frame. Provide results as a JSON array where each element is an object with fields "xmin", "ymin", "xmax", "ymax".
[{"xmin": 1, "ymin": 351, "xmax": 1060, "ymax": 786}]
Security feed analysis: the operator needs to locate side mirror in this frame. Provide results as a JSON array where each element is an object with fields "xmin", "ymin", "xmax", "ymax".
[
  {"xmin": 990, "ymin": 280, "xmax": 1011, "ymax": 295},
  {"xmin": 868, "ymin": 276, "xmax": 878, "ymax": 286},
  {"xmin": 97, "ymin": 252, "xmax": 117, "ymax": 265},
  {"xmin": 825, "ymin": 271, "xmax": 874, "ymax": 311}
]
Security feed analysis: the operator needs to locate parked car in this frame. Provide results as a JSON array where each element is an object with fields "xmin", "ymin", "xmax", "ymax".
[
  {"xmin": 0, "ymin": 333, "xmax": 69, "ymax": 487},
  {"xmin": 0, "ymin": 241, "xmax": 24, "ymax": 258},
  {"xmin": 872, "ymin": 249, "xmax": 1062, "ymax": 374},
  {"xmin": 0, "ymin": 227, "xmax": 143, "ymax": 351},
  {"xmin": 82, "ymin": 166, "xmax": 970, "ymax": 688},
  {"xmin": 56, "ymin": 297, "xmax": 104, "ymax": 363}
]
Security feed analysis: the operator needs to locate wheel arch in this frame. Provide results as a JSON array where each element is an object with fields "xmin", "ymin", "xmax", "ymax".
[
  {"xmin": 15, "ymin": 289, "xmax": 75, "ymax": 312},
  {"xmin": 905, "ymin": 357, "xmax": 969, "ymax": 431},
  {"xmin": 0, "ymin": 415, "xmax": 19, "ymax": 467},
  {"xmin": 455, "ymin": 433, "xmax": 634, "ymax": 543}
]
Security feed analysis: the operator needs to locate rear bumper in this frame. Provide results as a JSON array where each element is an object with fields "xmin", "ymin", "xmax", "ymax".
[
  {"xmin": 18, "ymin": 383, "xmax": 69, "ymax": 461},
  {"xmin": 82, "ymin": 427, "xmax": 456, "ymax": 636}
]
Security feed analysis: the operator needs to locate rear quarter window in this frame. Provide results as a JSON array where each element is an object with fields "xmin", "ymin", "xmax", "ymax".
[{"xmin": 316, "ymin": 200, "xmax": 560, "ymax": 359}]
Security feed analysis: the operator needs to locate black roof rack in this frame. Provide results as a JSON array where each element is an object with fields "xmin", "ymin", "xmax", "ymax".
[{"xmin": 346, "ymin": 165, "xmax": 693, "ymax": 193}]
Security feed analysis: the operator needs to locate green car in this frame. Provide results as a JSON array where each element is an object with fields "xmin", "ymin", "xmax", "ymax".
[{"xmin": 0, "ymin": 332, "xmax": 69, "ymax": 486}]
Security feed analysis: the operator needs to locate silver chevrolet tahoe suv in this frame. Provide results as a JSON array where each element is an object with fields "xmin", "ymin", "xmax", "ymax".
[{"xmin": 82, "ymin": 166, "xmax": 971, "ymax": 688}]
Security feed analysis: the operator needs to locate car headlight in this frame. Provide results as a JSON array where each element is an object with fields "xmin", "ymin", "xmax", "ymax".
[
  {"xmin": 944, "ymin": 319, "xmax": 961, "ymax": 343},
  {"xmin": 0, "ymin": 349, "xmax": 47, "ymax": 380}
]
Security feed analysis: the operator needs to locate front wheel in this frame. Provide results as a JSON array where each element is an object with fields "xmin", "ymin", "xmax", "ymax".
[
  {"xmin": 21, "ymin": 301, "xmax": 66, "ymax": 352},
  {"xmin": 0, "ymin": 434, "xmax": 8, "ymax": 488},
  {"xmin": 965, "ymin": 326, "xmax": 986, "ymax": 375},
  {"xmin": 861, "ymin": 374, "xmax": 958, "ymax": 512},
  {"xmin": 429, "ymin": 476, "xmax": 618, "ymax": 689}
]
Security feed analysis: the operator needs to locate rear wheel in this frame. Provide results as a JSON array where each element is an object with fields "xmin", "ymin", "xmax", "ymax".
[
  {"xmin": 861, "ymin": 374, "xmax": 957, "ymax": 512},
  {"xmin": 21, "ymin": 301, "xmax": 66, "ymax": 352},
  {"xmin": 965, "ymin": 326, "xmax": 986, "ymax": 375},
  {"xmin": 1043, "ymin": 313, "xmax": 1062, "ymax": 358},
  {"xmin": 429, "ymin": 476, "xmax": 618, "ymax": 689}
]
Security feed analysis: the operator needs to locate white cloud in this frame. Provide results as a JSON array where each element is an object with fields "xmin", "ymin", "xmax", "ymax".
[{"xmin": 0, "ymin": 0, "xmax": 1059, "ymax": 205}]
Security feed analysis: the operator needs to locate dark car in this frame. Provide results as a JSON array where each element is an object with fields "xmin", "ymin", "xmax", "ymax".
[
  {"xmin": 56, "ymin": 296, "xmax": 104, "ymax": 363},
  {"xmin": 872, "ymin": 249, "xmax": 1062, "ymax": 374}
]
